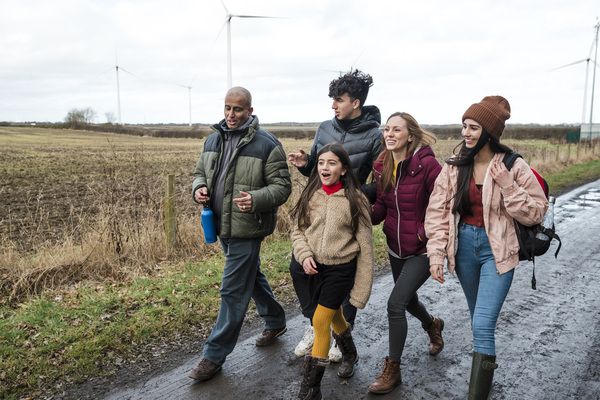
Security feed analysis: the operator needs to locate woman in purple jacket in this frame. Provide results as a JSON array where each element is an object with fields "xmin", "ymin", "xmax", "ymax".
[{"xmin": 368, "ymin": 112, "xmax": 443, "ymax": 394}]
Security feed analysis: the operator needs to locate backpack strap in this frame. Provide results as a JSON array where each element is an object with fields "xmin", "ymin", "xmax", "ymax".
[
  {"xmin": 502, "ymin": 151, "xmax": 522, "ymax": 171},
  {"xmin": 531, "ymin": 261, "xmax": 537, "ymax": 290}
]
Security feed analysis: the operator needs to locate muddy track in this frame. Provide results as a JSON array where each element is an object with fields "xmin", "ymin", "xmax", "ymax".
[{"xmin": 72, "ymin": 180, "xmax": 600, "ymax": 399}]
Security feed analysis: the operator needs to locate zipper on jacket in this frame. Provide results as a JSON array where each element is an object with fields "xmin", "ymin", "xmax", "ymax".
[
  {"xmin": 395, "ymin": 161, "xmax": 403, "ymax": 258},
  {"xmin": 221, "ymin": 128, "xmax": 253, "ymax": 187}
]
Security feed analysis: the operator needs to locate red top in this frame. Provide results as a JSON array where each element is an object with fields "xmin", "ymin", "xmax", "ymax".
[
  {"xmin": 322, "ymin": 181, "xmax": 343, "ymax": 195},
  {"xmin": 461, "ymin": 177, "xmax": 484, "ymax": 227}
]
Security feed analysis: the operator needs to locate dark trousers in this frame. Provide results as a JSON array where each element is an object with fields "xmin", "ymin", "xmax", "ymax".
[
  {"xmin": 387, "ymin": 254, "xmax": 433, "ymax": 361},
  {"xmin": 202, "ymin": 237, "xmax": 286, "ymax": 366},
  {"xmin": 290, "ymin": 256, "xmax": 356, "ymax": 326}
]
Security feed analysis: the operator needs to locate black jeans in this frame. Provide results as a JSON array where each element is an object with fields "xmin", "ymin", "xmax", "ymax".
[
  {"xmin": 290, "ymin": 256, "xmax": 356, "ymax": 326},
  {"xmin": 387, "ymin": 254, "xmax": 433, "ymax": 361}
]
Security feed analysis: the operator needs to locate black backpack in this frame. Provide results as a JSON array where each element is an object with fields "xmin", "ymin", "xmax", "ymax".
[{"xmin": 502, "ymin": 152, "xmax": 562, "ymax": 289}]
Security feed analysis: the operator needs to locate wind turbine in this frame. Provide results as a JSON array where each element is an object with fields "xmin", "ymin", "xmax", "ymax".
[
  {"xmin": 113, "ymin": 53, "xmax": 139, "ymax": 125},
  {"xmin": 553, "ymin": 57, "xmax": 595, "ymax": 125},
  {"xmin": 115, "ymin": 53, "xmax": 122, "ymax": 125},
  {"xmin": 218, "ymin": 0, "xmax": 278, "ymax": 88},
  {"xmin": 553, "ymin": 22, "xmax": 600, "ymax": 131},
  {"xmin": 175, "ymin": 84, "xmax": 193, "ymax": 127},
  {"xmin": 588, "ymin": 19, "xmax": 600, "ymax": 139}
]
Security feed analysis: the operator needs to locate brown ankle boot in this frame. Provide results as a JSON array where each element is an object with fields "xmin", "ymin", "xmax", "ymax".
[
  {"xmin": 423, "ymin": 317, "xmax": 444, "ymax": 356},
  {"xmin": 368, "ymin": 357, "xmax": 401, "ymax": 394}
]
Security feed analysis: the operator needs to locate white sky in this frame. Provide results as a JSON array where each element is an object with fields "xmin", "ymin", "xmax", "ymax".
[{"xmin": 1, "ymin": 0, "xmax": 599, "ymax": 125}]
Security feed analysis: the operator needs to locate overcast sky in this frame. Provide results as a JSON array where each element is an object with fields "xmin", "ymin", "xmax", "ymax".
[{"xmin": 1, "ymin": 0, "xmax": 599, "ymax": 125}]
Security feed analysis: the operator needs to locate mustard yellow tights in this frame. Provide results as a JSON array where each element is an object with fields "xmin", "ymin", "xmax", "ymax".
[{"xmin": 311, "ymin": 304, "xmax": 350, "ymax": 359}]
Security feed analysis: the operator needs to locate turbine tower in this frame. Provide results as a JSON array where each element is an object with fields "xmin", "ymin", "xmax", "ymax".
[
  {"xmin": 588, "ymin": 19, "xmax": 600, "ymax": 138},
  {"xmin": 219, "ymin": 0, "xmax": 277, "ymax": 88},
  {"xmin": 115, "ymin": 54, "xmax": 122, "ymax": 125}
]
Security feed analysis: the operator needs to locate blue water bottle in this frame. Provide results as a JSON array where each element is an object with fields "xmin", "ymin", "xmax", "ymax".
[{"xmin": 201, "ymin": 206, "xmax": 217, "ymax": 244}]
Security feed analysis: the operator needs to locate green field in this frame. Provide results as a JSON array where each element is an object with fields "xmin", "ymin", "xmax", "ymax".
[{"xmin": 0, "ymin": 126, "xmax": 599, "ymax": 399}]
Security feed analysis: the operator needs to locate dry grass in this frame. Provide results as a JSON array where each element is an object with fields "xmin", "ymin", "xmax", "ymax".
[{"xmin": 1, "ymin": 126, "xmax": 598, "ymax": 303}]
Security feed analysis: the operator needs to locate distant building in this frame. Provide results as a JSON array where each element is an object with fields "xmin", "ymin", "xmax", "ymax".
[{"xmin": 580, "ymin": 123, "xmax": 600, "ymax": 140}]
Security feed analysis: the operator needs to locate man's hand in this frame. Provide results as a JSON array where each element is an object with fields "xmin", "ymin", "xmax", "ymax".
[
  {"xmin": 194, "ymin": 186, "xmax": 209, "ymax": 204},
  {"xmin": 288, "ymin": 149, "xmax": 308, "ymax": 168},
  {"xmin": 233, "ymin": 191, "xmax": 253, "ymax": 212}
]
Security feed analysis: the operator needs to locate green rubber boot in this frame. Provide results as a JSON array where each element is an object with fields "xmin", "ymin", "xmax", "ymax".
[{"xmin": 468, "ymin": 352, "xmax": 498, "ymax": 400}]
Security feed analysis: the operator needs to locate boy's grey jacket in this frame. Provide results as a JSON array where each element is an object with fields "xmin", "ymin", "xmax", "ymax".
[{"xmin": 298, "ymin": 105, "xmax": 383, "ymax": 184}]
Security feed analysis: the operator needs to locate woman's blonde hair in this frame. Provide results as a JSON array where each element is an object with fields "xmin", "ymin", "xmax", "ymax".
[{"xmin": 378, "ymin": 112, "xmax": 437, "ymax": 192}]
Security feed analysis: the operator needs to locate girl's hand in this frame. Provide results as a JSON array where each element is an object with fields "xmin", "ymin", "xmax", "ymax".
[
  {"xmin": 430, "ymin": 263, "xmax": 445, "ymax": 284},
  {"xmin": 490, "ymin": 161, "xmax": 513, "ymax": 189},
  {"xmin": 302, "ymin": 257, "xmax": 318, "ymax": 275}
]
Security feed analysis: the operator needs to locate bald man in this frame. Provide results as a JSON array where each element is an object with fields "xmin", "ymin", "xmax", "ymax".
[{"xmin": 189, "ymin": 87, "xmax": 292, "ymax": 381}]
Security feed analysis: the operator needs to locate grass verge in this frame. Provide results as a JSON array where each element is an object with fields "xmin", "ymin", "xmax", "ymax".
[
  {"xmin": 0, "ymin": 228, "xmax": 387, "ymax": 400},
  {"xmin": 1, "ymin": 157, "xmax": 599, "ymax": 399},
  {"xmin": 545, "ymin": 158, "xmax": 600, "ymax": 195}
]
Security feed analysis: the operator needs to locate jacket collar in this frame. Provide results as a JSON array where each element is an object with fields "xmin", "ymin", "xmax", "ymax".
[{"xmin": 332, "ymin": 105, "xmax": 381, "ymax": 133}]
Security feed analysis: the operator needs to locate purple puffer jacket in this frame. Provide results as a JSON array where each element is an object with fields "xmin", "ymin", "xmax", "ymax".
[{"xmin": 371, "ymin": 146, "xmax": 441, "ymax": 258}]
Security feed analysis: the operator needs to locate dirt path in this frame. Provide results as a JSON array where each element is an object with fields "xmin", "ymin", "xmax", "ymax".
[{"xmin": 99, "ymin": 179, "xmax": 600, "ymax": 400}]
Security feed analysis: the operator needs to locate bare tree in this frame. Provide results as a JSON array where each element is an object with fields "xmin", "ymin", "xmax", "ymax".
[{"xmin": 64, "ymin": 107, "xmax": 96, "ymax": 128}]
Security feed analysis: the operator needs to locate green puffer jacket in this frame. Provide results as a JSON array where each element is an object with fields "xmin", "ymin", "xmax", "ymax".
[{"xmin": 192, "ymin": 117, "xmax": 291, "ymax": 239}]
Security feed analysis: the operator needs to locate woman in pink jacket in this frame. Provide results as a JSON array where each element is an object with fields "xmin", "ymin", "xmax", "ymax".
[{"xmin": 425, "ymin": 96, "xmax": 547, "ymax": 400}]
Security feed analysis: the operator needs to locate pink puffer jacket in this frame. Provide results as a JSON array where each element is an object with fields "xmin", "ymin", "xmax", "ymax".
[{"xmin": 425, "ymin": 153, "xmax": 548, "ymax": 274}]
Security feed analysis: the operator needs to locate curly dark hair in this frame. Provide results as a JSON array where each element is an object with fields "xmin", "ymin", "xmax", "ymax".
[{"xmin": 328, "ymin": 69, "xmax": 373, "ymax": 108}]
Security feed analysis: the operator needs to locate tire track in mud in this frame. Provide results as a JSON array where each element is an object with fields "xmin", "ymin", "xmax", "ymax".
[{"xmin": 99, "ymin": 180, "xmax": 600, "ymax": 400}]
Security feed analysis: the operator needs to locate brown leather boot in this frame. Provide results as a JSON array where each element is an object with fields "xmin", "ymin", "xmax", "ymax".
[
  {"xmin": 298, "ymin": 355, "xmax": 328, "ymax": 400},
  {"xmin": 423, "ymin": 317, "xmax": 444, "ymax": 356},
  {"xmin": 368, "ymin": 357, "xmax": 401, "ymax": 394},
  {"xmin": 188, "ymin": 358, "xmax": 221, "ymax": 381},
  {"xmin": 332, "ymin": 326, "xmax": 358, "ymax": 378}
]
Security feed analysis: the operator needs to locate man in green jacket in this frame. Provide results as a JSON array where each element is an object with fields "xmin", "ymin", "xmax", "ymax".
[{"xmin": 189, "ymin": 87, "xmax": 292, "ymax": 382}]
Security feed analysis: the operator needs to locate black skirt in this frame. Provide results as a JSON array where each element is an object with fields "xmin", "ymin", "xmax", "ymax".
[{"xmin": 307, "ymin": 258, "xmax": 357, "ymax": 310}]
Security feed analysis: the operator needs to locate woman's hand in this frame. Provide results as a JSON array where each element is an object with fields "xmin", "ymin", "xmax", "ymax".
[
  {"xmin": 430, "ymin": 263, "xmax": 445, "ymax": 284},
  {"xmin": 302, "ymin": 257, "xmax": 318, "ymax": 275},
  {"xmin": 490, "ymin": 161, "xmax": 513, "ymax": 189}
]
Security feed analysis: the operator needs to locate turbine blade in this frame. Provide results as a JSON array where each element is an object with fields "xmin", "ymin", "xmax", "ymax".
[
  {"xmin": 551, "ymin": 59, "xmax": 588, "ymax": 71},
  {"xmin": 119, "ymin": 67, "xmax": 140, "ymax": 79},
  {"xmin": 219, "ymin": 0, "xmax": 229, "ymax": 14},
  {"xmin": 215, "ymin": 19, "xmax": 228, "ymax": 42},
  {"xmin": 231, "ymin": 14, "xmax": 281, "ymax": 19}
]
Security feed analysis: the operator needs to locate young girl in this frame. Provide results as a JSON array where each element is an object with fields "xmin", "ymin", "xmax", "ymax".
[
  {"xmin": 368, "ymin": 112, "xmax": 443, "ymax": 394},
  {"xmin": 290, "ymin": 143, "xmax": 374, "ymax": 400},
  {"xmin": 425, "ymin": 96, "xmax": 547, "ymax": 399}
]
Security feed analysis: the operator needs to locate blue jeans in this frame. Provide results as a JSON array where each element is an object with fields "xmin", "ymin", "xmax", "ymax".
[
  {"xmin": 202, "ymin": 237, "xmax": 286, "ymax": 366},
  {"xmin": 455, "ymin": 223, "xmax": 514, "ymax": 356}
]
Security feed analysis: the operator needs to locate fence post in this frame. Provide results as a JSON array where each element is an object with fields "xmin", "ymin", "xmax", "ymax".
[
  {"xmin": 576, "ymin": 142, "xmax": 580, "ymax": 160},
  {"xmin": 556, "ymin": 145, "xmax": 560, "ymax": 162},
  {"xmin": 543, "ymin": 147, "xmax": 547, "ymax": 163},
  {"xmin": 164, "ymin": 174, "xmax": 177, "ymax": 252},
  {"xmin": 567, "ymin": 143, "xmax": 571, "ymax": 161}
]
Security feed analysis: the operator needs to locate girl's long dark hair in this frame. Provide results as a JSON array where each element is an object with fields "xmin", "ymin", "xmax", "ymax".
[
  {"xmin": 446, "ymin": 132, "xmax": 514, "ymax": 215},
  {"xmin": 290, "ymin": 143, "xmax": 369, "ymax": 235}
]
